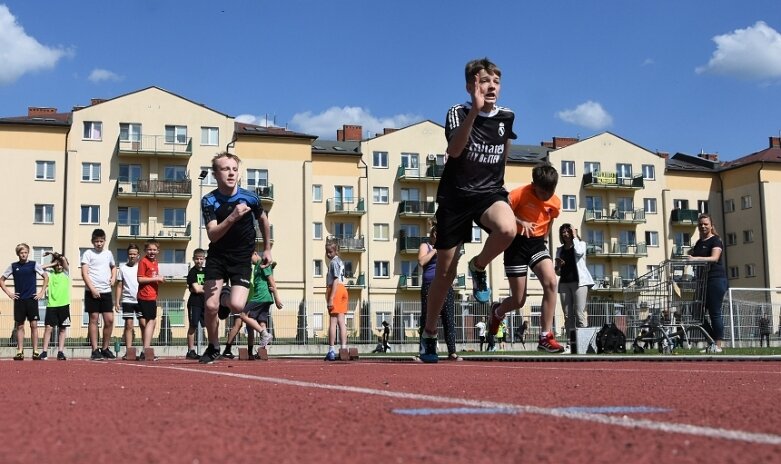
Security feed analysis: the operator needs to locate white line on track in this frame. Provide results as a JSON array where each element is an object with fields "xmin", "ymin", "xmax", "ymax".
[
  {"xmin": 121, "ymin": 362, "xmax": 781, "ymax": 446},
  {"xmin": 458, "ymin": 363, "xmax": 781, "ymax": 375}
]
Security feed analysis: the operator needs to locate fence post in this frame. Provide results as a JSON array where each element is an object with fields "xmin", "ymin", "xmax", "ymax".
[{"xmin": 158, "ymin": 306, "xmax": 172, "ymax": 345}]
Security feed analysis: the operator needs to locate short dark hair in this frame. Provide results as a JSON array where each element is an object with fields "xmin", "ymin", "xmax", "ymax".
[
  {"xmin": 193, "ymin": 248, "xmax": 206, "ymax": 258},
  {"xmin": 465, "ymin": 57, "xmax": 501, "ymax": 83},
  {"xmin": 127, "ymin": 243, "xmax": 140, "ymax": 252},
  {"xmin": 91, "ymin": 228, "xmax": 106, "ymax": 240},
  {"xmin": 532, "ymin": 162, "xmax": 559, "ymax": 192}
]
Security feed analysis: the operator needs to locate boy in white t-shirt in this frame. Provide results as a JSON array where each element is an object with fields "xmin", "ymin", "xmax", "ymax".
[
  {"xmin": 115, "ymin": 244, "xmax": 142, "ymax": 360},
  {"xmin": 81, "ymin": 229, "xmax": 117, "ymax": 360}
]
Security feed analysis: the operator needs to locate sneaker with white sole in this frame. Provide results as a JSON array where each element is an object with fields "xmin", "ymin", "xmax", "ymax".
[
  {"xmin": 419, "ymin": 334, "xmax": 439, "ymax": 363},
  {"xmin": 537, "ymin": 332, "xmax": 565, "ymax": 353},
  {"xmin": 259, "ymin": 332, "xmax": 273, "ymax": 348},
  {"xmin": 324, "ymin": 350, "xmax": 337, "ymax": 361},
  {"xmin": 468, "ymin": 257, "xmax": 491, "ymax": 303},
  {"xmin": 199, "ymin": 345, "xmax": 220, "ymax": 364}
]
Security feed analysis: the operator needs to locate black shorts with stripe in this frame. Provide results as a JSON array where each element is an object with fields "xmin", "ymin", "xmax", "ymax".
[{"xmin": 503, "ymin": 235, "xmax": 551, "ymax": 277}]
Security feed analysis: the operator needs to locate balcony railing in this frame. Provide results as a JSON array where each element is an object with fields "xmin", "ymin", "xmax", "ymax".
[
  {"xmin": 586, "ymin": 242, "xmax": 648, "ymax": 258},
  {"xmin": 116, "ymin": 222, "xmax": 192, "ymax": 241},
  {"xmin": 399, "ymin": 234, "xmax": 429, "ymax": 253},
  {"xmin": 116, "ymin": 179, "xmax": 192, "ymax": 198},
  {"xmin": 398, "ymin": 274, "xmax": 422, "ymax": 289},
  {"xmin": 670, "ymin": 208, "xmax": 699, "ymax": 225},
  {"xmin": 591, "ymin": 275, "xmax": 636, "ymax": 291},
  {"xmin": 398, "ymin": 200, "xmax": 436, "ymax": 217},
  {"xmin": 117, "ymin": 135, "xmax": 192, "ymax": 157},
  {"xmin": 344, "ymin": 272, "xmax": 366, "ymax": 289},
  {"xmin": 158, "ymin": 263, "xmax": 189, "ymax": 280},
  {"xmin": 671, "ymin": 244, "xmax": 692, "ymax": 258},
  {"xmin": 395, "ymin": 164, "xmax": 445, "ymax": 182},
  {"xmin": 326, "ymin": 197, "xmax": 366, "ymax": 216},
  {"xmin": 584, "ymin": 208, "xmax": 646, "ymax": 224},
  {"xmin": 582, "ymin": 171, "xmax": 644, "ymax": 189},
  {"xmin": 333, "ymin": 235, "xmax": 365, "ymax": 252}
]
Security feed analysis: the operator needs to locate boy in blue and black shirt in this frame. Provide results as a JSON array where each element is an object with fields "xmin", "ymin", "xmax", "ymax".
[{"xmin": 1, "ymin": 243, "xmax": 48, "ymax": 360}]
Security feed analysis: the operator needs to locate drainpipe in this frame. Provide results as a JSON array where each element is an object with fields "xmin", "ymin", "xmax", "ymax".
[
  {"xmin": 62, "ymin": 128, "xmax": 70, "ymax": 257},
  {"xmin": 717, "ymin": 170, "xmax": 727, "ymax": 272},
  {"xmin": 358, "ymin": 156, "xmax": 369, "ymax": 294},
  {"xmin": 661, "ymin": 189, "xmax": 670, "ymax": 258},
  {"xmin": 757, "ymin": 162, "xmax": 769, "ymax": 287}
]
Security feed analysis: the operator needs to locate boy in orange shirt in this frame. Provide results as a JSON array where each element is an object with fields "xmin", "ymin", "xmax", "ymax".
[
  {"xmin": 487, "ymin": 162, "xmax": 564, "ymax": 352},
  {"xmin": 137, "ymin": 239, "xmax": 164, "ymax": 360}
]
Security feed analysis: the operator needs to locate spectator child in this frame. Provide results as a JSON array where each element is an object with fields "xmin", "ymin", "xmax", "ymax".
[
  {"xmin": 115, "ymin": 244, "xmax": 141, "ymax": 359},
  {"xmin": 40, "ymin": 252, "xmax": 70, "ymax": 360},
  {"xmin": 137, "ymin": 239, "xmax": 164, "ymax": 360},
  {"xmin": 185, "ymin": 248, "xmax": 207, "ymax": 359}
]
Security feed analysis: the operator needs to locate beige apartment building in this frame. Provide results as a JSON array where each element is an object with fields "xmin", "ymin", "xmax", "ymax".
[{"xmin": 0, "ymin": 86, "xmax": 778, "ymax": 344}]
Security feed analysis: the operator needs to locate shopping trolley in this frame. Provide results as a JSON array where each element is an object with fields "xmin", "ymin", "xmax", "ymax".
[{"xmin": 623, "ymin": 259, "xmax": 715, "ymax": 354}]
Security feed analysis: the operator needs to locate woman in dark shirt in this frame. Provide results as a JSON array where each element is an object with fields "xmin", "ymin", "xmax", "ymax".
[{"xmin": 688, "ymin": 213, "xmax": 728, "ymax": 353}]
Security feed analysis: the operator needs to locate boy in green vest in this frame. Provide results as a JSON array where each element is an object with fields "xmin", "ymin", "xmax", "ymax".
[{"xmin": 40, "ymin": 252, "xmax": 70, "ymax": 360}]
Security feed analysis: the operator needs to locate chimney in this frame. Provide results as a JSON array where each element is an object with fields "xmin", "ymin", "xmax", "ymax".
[
  {"xmin": 698, "ymin": 153, "xmax": 719, "ymax": 162},
  {"xmin": 551, "ymin": 137, "xmax": 579, "ymax": 149},
  {"xmin": 540, "ymin": 140, "xmax": 554, "ymax": 149},
  {"xmin": 382, "ymin": 128, "xmax": 398, "ymax": 135},
  {"xmin": 770, "ymin": 136, "xmax": 781, "ymax": 148},
  {"xmin": 656, "ymin": 151, "xmax": 669, "ymax": 159},
  {"xmin": 337, "ymin": 129, "xmax": 344, "ymax": 141},
  {"xmin": 91, "ymin": 98, "xmax": 107, "ymax": 106},
  {"xmin": 28, "ymin": 107, "xmax": 57, "ymax": 117}
]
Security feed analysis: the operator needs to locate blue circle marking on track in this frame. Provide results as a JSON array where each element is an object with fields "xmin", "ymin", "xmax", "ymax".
[{"xmin": 393, "ymin": 405, "xmax": 671, "ymax": 416}]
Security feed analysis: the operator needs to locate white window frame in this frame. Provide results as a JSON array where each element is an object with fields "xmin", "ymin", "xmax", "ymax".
[
  {"xmin": 642, "ymin": 164, "xmax": 655, "ymax": 180},
  {"xmin": 741, "ymin": 195, "xmax": 752, "ymax": 210},
  {"xmin": 163, "ymin": 208, "xmax": 186, "ymax": 227},
  {"xmin": 373, "ymin": 187, "xmax": 389, "ymax": 204},
  {"xmin": 373, "ymin": 261, "xmax": 390, "ymax": 278},
  {"xmin": 119, "ymin": 164, "xmax": 142, "ymax": 183},
  {"xmin": 616, "ymin": 163, "xmax": 632, "ymax": 179},
  {"xmin": 83, "ymin": 121, "xmax": 102, "ymax": 141},
  {"xmin": 312, "ymin": 185, "xmax": 322, "ymax": 202},
  {"xmin": 200, "ymin": 127, "xmax": 219, "ymax": 146},
  {"xmin": 119, "ymin": 123, "xmax": 141, "ymax": 142},
  {"xmin": 32, "ymin": 247, "xmax": 54, "ymax": 265},
  {"xmin": 161, "ymin": 249, "xmax": 187, "ymax": 264},
  {"xmin": 80, "ymin": 205, "xmax": 100, "ymax": 224},
  {"xmin": 726, "ymin": 232, "xmax": 737, "ymax": 246},
  {"xmin": 373, "ymin": 223, "xmax": 389, "ymax": 241},
  {"xmin": 34, "ymin": 204, "xmax": 54, "ymax": 224},
  {"xmin": 165, "ymin": 125, "xmax": 188, "ymax": 144},
  {"xmin": 313, "ymin": 222, "xmax": 323, "ymax": 240},
  {"xmin": 728, "ymin": 266, "xmax": 739, "ymax": 279},
  {"xmin": 743, "ymin": 230, "xmax": 754, "ymax": 243},
  {"xmin": 81, "ymin": 162, "xmax": 101, "ymax": 182},
  {"xmin": 643, "ymin": 198, "xmax": 657, "ymax": 214},
  {"xmin": 35, "ymin": 161, "xmax": 55, "ymax": 180},
  {"xmin": 584, "ymin": 161, "xmax": 600, "ymax": 174},
  {"xmin": 561, "ymin": 160, "xmax": 575, "ymax": 177},
  {"xmin": 724, "ymin": 199, "xmax": 735, "ymax": 213},
  {"xmin": 199, "ymin": 167, "xmax": 217, "ymax": 186},
  {"xmin": 164, "ymin": 165, "xmax": 186, "ymax": 181},
  {"xmin": 246, "ymin": 169, "xmax": 269, "ymax": 188},
  {"xmin": 471, "ymin": 225, "xmax": 482, "ymax": 243},
  {"xmin": 313, "ymin": 260, "xmax": 323, "ymax": 278},
  {"xmin": 562, "ymin": 194, "xmax": 576, "ymax": 211},
  {"xmin": 645, "ymin": 231, "xmax": 659, "ymax": 247},
  {"xmin": 745, "ymin": 264, "xmax": 756, "ymax": 278},
  {"xmin": 373, "ymin": 151, "xmax": 388, "ymax": 168},
  {"xmin": 698, "ymin": 200, "xmax": 709, "ymax": 214}
]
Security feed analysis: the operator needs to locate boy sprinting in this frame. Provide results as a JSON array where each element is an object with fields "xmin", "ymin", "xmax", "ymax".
[
  {"xmin": 420, "ymin": 57, "xmax": 518, "ymax": 363},
  {"xmin": 324, "ymin": 238, "xmax": 348, "ymax": 361},
  {"xmin": 81, "ymin": 228, "xmax": 118, "ymax": 360},
  {"xmin": 185, "ymin": 248, "xmax": 207, "ymax": 359},
  {"xmin": 115, "ymin": 244, "xmax": 142, "ymax": 359},
  {"xmin": 487, "ymin": 162, "xmax": 564, "ymax": 353},
  {"xmin": 200, "ymin": 152, "xmax": 272, "ymax": 364},
  {"xmin": 136, "ymin": 239, "xmax": 164, "ymax": 361},
  {"xmin": 40, "ymin": 252, "xmax": 70, "ymax": 360},
  {"xmin": 1, "ymin": 243, "xmax": 48, "ymax": 360}
]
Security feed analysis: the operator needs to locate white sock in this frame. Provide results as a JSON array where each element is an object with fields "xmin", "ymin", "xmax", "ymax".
[{"xmin": 328, "ymin": 345, "xmax": 335, "ymax": 353}]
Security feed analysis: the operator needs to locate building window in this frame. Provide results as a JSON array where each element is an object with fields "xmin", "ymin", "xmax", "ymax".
[
  {"xmin": 471, "ymin": 225, "xmax": 482, "ymax": 242},
  {"xmin": 724, "ymin": 199, "xmax": 735, "ymax": 213},
  {"xmin": 119, "ymin": 123, "xmax": 141, "ymax": 142},
  {"xmin": 373, "ymin": 151, "xmax": 388, "ymax": 168},
  {"xmin": 725, "ymin": 232, "xmax": 736, "ymax": 246},
  {"xmin": 119, "ymin": 164, "xmax": 142, "ymax": 183},
  {"xmin": 741, "ymin": 195, "xmax": 752, "ymax": 210},
  {"xmin": 641, "ymin": 164, "xmax": 655, "ymax": 180},
  {"xmin": 83, "ymin": 121, "xmax": 102, "ymax": 140},
  {"xmin": 81, "ymin": 163, "xmax": 101, "ymax": 182},
  {"xmin": 35, "ymin": 161, "xmax": 55, "ymax": 180},
  {"xmin": 374, "ymin": 223, "xmax": 389, "ymax": 241},
  {"xmin": 643, "ymin": 198, "xmax": 657, "ymax": 214},
  {"xmin": 745, "ymin": 264, "xmax": 756, "ymax": 278},
  {"xmin": 163, "ymin": 208, "xmax": 186, "ymax": 227},
  {"xmin": 32, "ymin": 247, "xmax": 54, "ymax": 264},
  {"xmin": 586, "ymin": 196, "xmax": 603, "ymax": 215},
  {"xmin": 698, "ymin": 200, "xmax": 709, "ymax": 214},
  {"xmin": 201, "ymin": 127, "xmax": 219, "ymax": 146},
  {"xmin": 645, "ymin": 231, "xmax": 659, "ymax": 247},
  {"xmin": 616, "ymin": 163, "xmax": 632, "ymax": 179},
  {"xmin": 313, "ymin": 222, "xmax": 323, "ymax": 240},
  {"xmin": 118, "ymin": 207, "xmax": 140, "ymax": 234},
  {"xmin": 312, "ymin": 185, "xmax": 322, "ymax": 202},
  {"xmin": 561, "ymin": 160, "xmax": 575, "ymax": 177},
  {"xmin": 34, "ymin": 204, "xmax": 54, "ymax": 224},
  {"xmin": 584, "ymin": 161, "xmax": 600, "ymax": 174},
  {"xmin": 562, "ymin": 195, "xmax": 576, "ymax": 211},
  {"xmin": 313, "ymin": 260, "xmax": 323, "ymax": 277},
  {"xmin": 728, "ymin": 266, "xmax": 739, "ymax": 279},
  {"xmin": 373, "ymin": 261, "xmax": 390, "ymax": 278},
  {"xmin": 373, "ymin": 187, "xmax": 389, "ymax": 204},
  {"xmin": 161, "ymin": 249, "xmax": 186, "ymax": 264},
  {"xmin": 80, "ymin": 205, "xmax": 100, "ymax": 224},
  {"xmin": 199, "ymin": 167, "xmax": 217, "ymax": 186},
  {"xmin": 673, "ymin": 199, "xmax": 689, "ymax": 210},
  {"xmin": 164, "ymin": 165, "xmax": 186, "ymax": 181},
  {"xmin": 165, "ymin": 125, "xmax": 187, "ymax": 144},
  {"xmin": 401, "ymin": 153, "xmax": 419, "ymax": 172},
  {"xmin": 246, "ymin": 169, "xmax": 268, "ymax": 188},
  {"xmin": 743, "ymin": 230, "xmax": 754, "ymax": 243}
]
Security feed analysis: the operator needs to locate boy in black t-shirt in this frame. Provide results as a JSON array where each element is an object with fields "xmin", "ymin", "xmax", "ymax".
[
  {"xmin": 420, "ymin": 58, "xmax": 518, "ymax": 363},
  {"xmin": 185, "ymin": 248, "xmax": 206, "ymax": 359}
]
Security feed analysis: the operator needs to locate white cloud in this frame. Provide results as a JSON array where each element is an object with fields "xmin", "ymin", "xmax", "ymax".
[
  {"xmin": 0, "ymin": 5, "xmax": 71, "ymax": 85},
  {"xmin": 555, "ymin": 101, "xmax": 613, "ymax": 130},
  {"xmin": 290, "ymin": 106, "xmax": 421, "ymax": 138},
  {"xmin": 696, "ymin": 21, "xmax": 781, "ymax": 80},
  {"xmin": 88, "ymin": 68, "xmax": 122, "ymax": 83},
  {"xmin": 235, "ymin": 113, "xmax": 282, "ymax": 127}
]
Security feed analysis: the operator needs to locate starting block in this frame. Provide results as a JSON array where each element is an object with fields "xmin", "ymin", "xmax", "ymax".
[
  {"xmin": 349, "ymin": 348, "xmax": 359, "ymax": 360},
  {"xmin": 339, "ymin": 348, "xmax": 350, "ymax": 361},
  {"xmin": 256, "ymin": 347, "xmax": 269, "ymax": 360},
  {"xmin": 143, "ymin": 348, "xmax": 155, "ymax": 362},
  {"xmin": 238, "ymin": 348, "xmax": 250, "ymax": 360},
  {"xmin": 126, "ymin": 347, "xmax": 137, "ymax": 361}
]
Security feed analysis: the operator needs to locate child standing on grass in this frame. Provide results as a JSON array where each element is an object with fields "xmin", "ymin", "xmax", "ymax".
[
  {"xmin": 115, "ymin": 244, "xmax": 141, "ymax": 360},
  {"xmin": 420, "ymin": 57, "xmax": 518, "ymax": 363},
  {"xmin": 81, "ymin": 228, "xmax": 117, "ymax": 360},
  {"xmin": 137, "ymin": 239, "xmax": 164, "ymax": 360},
  {"xmin": 185, "ymin": 248, "xmax": 206, "ymax": 359},
  {"xmin": 1, "ymin": 243, "xmax": 48, "ymax": 360},
  {"xmin": 486, "ymin": 162, "xmax": 564, "ymax": 353},
  {"xmin": 40, "ymin": 252, "xmax": 70, "ymax": 360},
  {"xmin": 324, "ymin": 238, "xmax": 348, "ymax": 361}
]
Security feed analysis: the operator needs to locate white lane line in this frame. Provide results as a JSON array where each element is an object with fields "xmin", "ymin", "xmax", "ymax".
[{"xmin": 120, "ymin": 362, "xmax": 781, "ymax": 446}]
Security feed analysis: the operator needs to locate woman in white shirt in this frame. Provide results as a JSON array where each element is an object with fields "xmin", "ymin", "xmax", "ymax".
[{"xmin": 555, "ymin": 224, "xmax": 594, "ymax": 333}]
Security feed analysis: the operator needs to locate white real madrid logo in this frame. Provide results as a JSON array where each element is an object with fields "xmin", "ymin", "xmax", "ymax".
[{"xmin": 498, "ymin": 122, "xmax": 505, "ymax": 137}]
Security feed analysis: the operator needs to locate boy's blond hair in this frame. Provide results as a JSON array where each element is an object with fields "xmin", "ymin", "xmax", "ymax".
[
  {"xmin": 211, "ymin": 151, "xmax": 241, "ymax": 171},
  {"xmin": 15, "ymin": 243, "xmax": 29, "ymax": 256}
]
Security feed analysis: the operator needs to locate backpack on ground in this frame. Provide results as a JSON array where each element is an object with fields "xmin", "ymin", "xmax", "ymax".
[{"xmin": 596, "ymin": 323, "xmax": 627, "ymax": 354}]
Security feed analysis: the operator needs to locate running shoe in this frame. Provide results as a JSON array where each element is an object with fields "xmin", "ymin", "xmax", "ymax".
[
  {"xmin": 90, "ymin": 349, "xmax": 104, "ymax": 360},
  {"xmin": 138, "ymin": 352, "xmax": 159, "ymax": 361},
  {"xmin": 324, "ymin": 350, "xmax": 337, "ymax": 361},
  {"xmin": 13, "ymin": 352, "xmax": 23, "ymax": 361},
  {"xmin": 468, "ymin": 257, "xmax": 491, "ymax": 303},
  {"xmin": 185, "ymin": 349, "xmax": 200, "ymax": 360},
  {"xmin": 419, "ymin": 334, "xmax": 439, "ymax": 363},
  {"xmin": 101, "ymin": 348, "xmax": 117, "ymax": 359},
  {"xmin": 259, "ymin": 332, "xmax": 273, "ymax": 348},
  {"xmin": 199, "ymin": 345, "xmax": 220, "ymax": 364},
  {"xmin": 218, "ymin": 286, "xmax": 232, "ymax": 320},
  {"xmin": 537, "ymin": 332, "xmax": 565, "ymax": 353},
  {"xmin": 57, "ymin": 351, "xmax": 67, "ymax": 361},
  {"xmin": 33, "ymin": 351, "xmax": 42, "ymax": 361},
  {"xmin": 221, "ymin": 350, "xmax": 235, "ymax": 359},
  {"xmin": 486, "ymin": 302, "xmax": 502, "ymax": 336},
  {"xmin": 700, "ymin": 345, "xmax": 723, "ymax": 354}
]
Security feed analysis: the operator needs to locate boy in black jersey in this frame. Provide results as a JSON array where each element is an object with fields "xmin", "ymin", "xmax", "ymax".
[
  {"xmin": 199, "ymin": 152, "xmax": 272, "ymax": 364},
  {"xmin": 420, "ymin": 58, "xmax": 518, "ymax": 363}
]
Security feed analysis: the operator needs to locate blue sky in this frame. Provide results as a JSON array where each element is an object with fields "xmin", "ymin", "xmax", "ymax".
[{"xmin": 1, "ymin": 0, "xmax": 780, "ymax": 160}]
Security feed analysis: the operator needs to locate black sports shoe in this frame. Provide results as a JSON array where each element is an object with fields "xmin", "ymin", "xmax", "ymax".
[
  {"xmin": 221, "ymin": 350, "xmax": 235, "ymax": 359},
  {"xmin": 199, "ymin": 345, "xmax": 220, "ymax": 364},
  {"xmin": 419, "ymin": 334, "xmax": 439, "ymax": 363},
  {"xmin": 218, "ymin": 286, "xmax": 231, "ymax": 320},
  {"xmin": 90, "ymin": 349, "xmax": 104, "ymax": 360},
  {"xmin": 185, "ymin": 350, "xmax": 199, "ymax": 360},
  {"xmin": 57, "ymin": 351, "xmax": 67, "ymax": 361},
  {"xmin": 33, "ymin": 351, "xmax": 43, "ymax": 361},
  {"xmin": 101, "ymin": 348, "xmax": 116, "ymax": 359}
]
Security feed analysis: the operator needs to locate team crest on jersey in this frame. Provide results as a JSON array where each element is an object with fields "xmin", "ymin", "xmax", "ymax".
[{"xmin": 498, "ymin": 122, "xmax": 505, "ymax": 137}]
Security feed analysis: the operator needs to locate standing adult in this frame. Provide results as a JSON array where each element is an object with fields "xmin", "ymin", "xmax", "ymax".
[
  {"xmin": 688, "ymin": 213, "xmax": 728, "ymax": 353},
  {"xmin": 555, "ymin": 224, "xmax": 594, "ymax": 334}
]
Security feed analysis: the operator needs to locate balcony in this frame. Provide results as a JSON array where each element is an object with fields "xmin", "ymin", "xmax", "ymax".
[
  {"xmin": 326, "ymin": 198, "xmax": 365, "ymax": 216},
  {"xmin": 586, "ymin": 242, "xmax": 648, "ymax": 258},
  {"xmin": 344, "ymin": 272, "xmax": 366, "ymax": 290},
  {"xmin": 395, "ymin": 164, "xmax": 445, "ymax": 183},
  {"xmin": 117, "ymin": 135, "xmax": 192, "ymax": 158},
  {"xmin": 398, "ymin": 274, "xmax": 422, "ymax": 290},
  {"xmin": 670, "ymin": 208, "xmax": 699, "ymax": 225},
  {"xmin": 584, "ymin": 208, "xmax": 646, "ymax": 224},
  {"xmin": 117, "ymin": 179, "xmax": 192, "ymax": 199},
  {"xmin": 255, "ymin": 224, "xmax": 274, "ymax": 245},
  {"xmin": 591, "ymin": 275, "xmax": 635, "ymax": 292},
  {"xmin": 158, "ymin": 263, "xmax": 189, "ymax": 281},
  {"xmin": 398, "ymin": 234, "xmax": 429, "ymax": 254},
  {"xmin": 116, "ymin": 222, "xmax": 192, "ymax": 241},
  {"xmin": 671, "ymin": 244, "xmax": 692, "ymax": 258},
  {"xmin": 582, "ymin": 171, "xmax": 644, "ymax": 190},
  {"xmin": 453, "ymin": 273, "xmax": 466, "ymax": 289},
  {"xmin": 333, "ymin": 235, "xmax": 365, "ymax": 253},
  {"xmin": 255, "ymin": 185, "xmax": 274, "ymax": 210},
  {"xmin": 398, "ymin": 200, "xmax": 436, "ymax": 218}
]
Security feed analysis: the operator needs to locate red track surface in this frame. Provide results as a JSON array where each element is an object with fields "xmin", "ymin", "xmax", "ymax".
[{"xmin": 1, "ymin": 357, "xmax": 780, "ymax": 463}]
